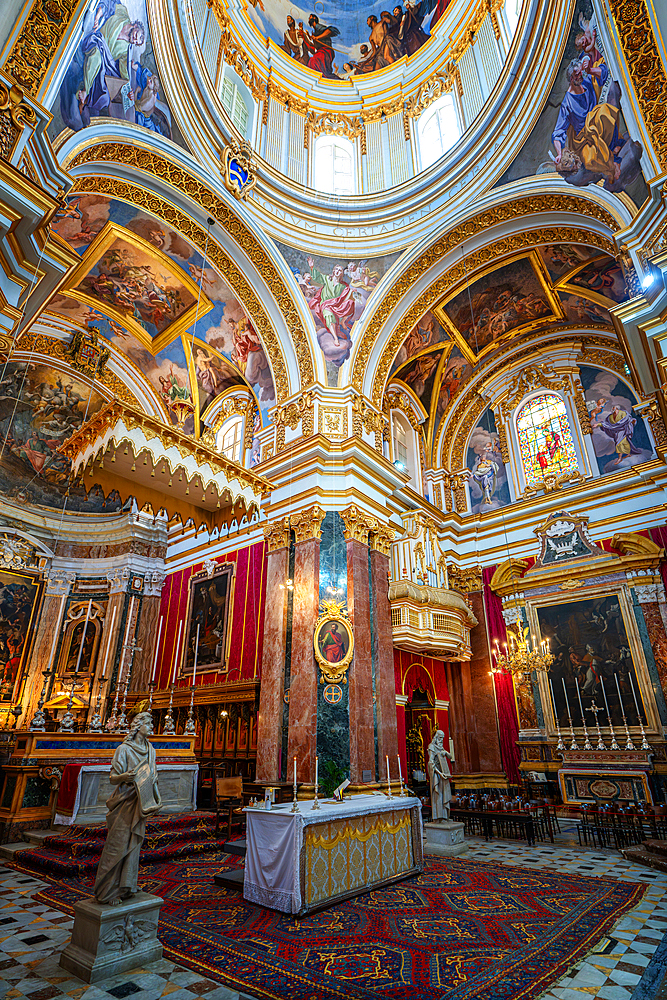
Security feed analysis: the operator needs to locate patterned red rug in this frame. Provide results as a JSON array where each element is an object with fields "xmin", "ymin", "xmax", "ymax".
[{"xmin": 10, "ymin": 845, "xmax": 645, "ymax": 1000}]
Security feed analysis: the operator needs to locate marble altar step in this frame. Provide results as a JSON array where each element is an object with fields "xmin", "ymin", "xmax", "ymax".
[
  {"xmin": 214, "ymin": 867, "xmax": 245, "ymax": 891},
  {"xmin": 622, "ymin": 840, "xmax": 667, "ymax": 872},
  {"xmin": 222, "ymin": 838, "xmax": 247, "ymax": 857}
]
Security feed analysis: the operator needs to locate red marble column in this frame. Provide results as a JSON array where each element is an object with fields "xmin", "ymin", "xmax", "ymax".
[
  {"xmin": 370, "ymin": 534, "xmax": 399, "ymax": 771},
  {"xmin": 287, "ymin": 507, "xmax": 324, "ymax": 783},
  {"xmin": 347, "ymin": 535, "xmax": 375, "ymax": 782},
  {"xmin": 255, "ymin": 518, "xmax": 290, "ymax": 782}
]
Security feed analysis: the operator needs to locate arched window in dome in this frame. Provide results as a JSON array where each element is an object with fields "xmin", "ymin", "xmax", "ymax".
[
  {"xmin": 218, "ymin": 416, "xmax": 243, "ymax": 462},
  {"xmin": 221, "ymin": 78, "xmax": 250, "ymax": 137},
  {"xmin": 314, "ymin": 135, "xmax": 356, "ymax": 196},
  {"xmin": 516, "ymin": 393, "xmax": 579, "ymax": 488},
  {"xmin": 418, "ymin": 94, "xmax": 460, "ymax": 170}
]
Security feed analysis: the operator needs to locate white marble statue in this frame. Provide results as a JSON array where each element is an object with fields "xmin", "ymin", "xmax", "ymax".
[
  {"xmin": 427, "ymin": 729, "xmax": 452, "ymax": 821},
  {"xmin": 94, "ymin": 713, "xmax": 162, "ymax": 905}
]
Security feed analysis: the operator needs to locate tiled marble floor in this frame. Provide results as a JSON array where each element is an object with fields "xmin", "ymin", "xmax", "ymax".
[{"xmin": 0, "ymin": 823, "xmax": 665, "ymax": 1000}]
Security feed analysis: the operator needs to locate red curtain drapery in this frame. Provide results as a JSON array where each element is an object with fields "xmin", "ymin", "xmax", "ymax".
[
  {"xmin": 404, "ymin": 663, "xmax": 435, "ymax": 705},
  {"xmin": 482, "ymin": 566, "xmax": 521, "ymax": 786}
]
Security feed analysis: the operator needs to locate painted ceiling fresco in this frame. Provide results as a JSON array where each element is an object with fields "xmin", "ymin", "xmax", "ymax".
[
  {"xmin": 278, "ymin": 241, "xmax": 401, "ymax": 382},
  {"xmin": 248, "ymin": 0, "xmax": 453, "ymax": 79},
  {"xmin": 496, "ymin": 0, "xmax": 648, "ymax": 208},
  {"xmin": 387, "ymin": 244, "xmax": 628, "ymax": 477},
  {"xmin": 50, "ymin": 0, "xmax": 186, "ymax": 148},
  {"xmin": 50, "ymin": 196, "xmax": 276, "ymax": 431}
]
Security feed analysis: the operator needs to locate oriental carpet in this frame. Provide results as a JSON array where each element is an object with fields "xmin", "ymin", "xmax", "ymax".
[{"xmin": 10, "ymin": 839, "xmax": 645, "ymax": 1000}]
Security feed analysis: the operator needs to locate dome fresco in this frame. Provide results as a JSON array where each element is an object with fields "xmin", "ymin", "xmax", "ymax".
[{"xmin": 246, "ymin": 0, "xmax": 452, "ymax": 78}]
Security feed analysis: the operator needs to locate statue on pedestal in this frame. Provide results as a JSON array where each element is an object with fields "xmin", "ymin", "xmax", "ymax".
[
  {"xmin": 427, "ymin": 729, "xmax": 452, "ymax": 821},
  {"xmin": 94, "ymin": 712, "xmax": 162, "ymax": 905}
]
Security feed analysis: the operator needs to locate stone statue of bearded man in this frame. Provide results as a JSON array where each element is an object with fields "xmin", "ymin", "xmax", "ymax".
[{"xmin": 427, "ymin": 729, "xmax": 452, "ymax": 821}]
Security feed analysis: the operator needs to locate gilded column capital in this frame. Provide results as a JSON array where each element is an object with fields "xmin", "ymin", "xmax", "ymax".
[
  {"xmin": 263, "ymin": 517, "xmax": 291, "ymax": 552},
  {"xmin": 341, "ymin": 505, "xmax": 379, "ymax": 544},
  {"xmin": 370, "ymin": 523, "xmax": 396, "ymax": 556},
  {"xmin": 290, "ymin": 505, "xmax": 326, "ymax": 543}
]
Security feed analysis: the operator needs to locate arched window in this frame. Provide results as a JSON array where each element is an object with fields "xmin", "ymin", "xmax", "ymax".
[
  {"xmin": 221, "ymin": 78, "xmax": 250, "ymax": 136},
  {"xmin": 393, "ymin": 417, "xmax": 408, "ymax": 470},
  {"xmin": 219, "ymin": 416, "xmax": 243, "ymax": 461},
  {"xmin": 314, "ymin": 135, "xmax": 355, "ymax": 195},
  {"xmin": 418, "ymin": 94, "xmax": 460, "ymax": 170},
  {"xmin": 516, "ymin": 393, "xmax": 579, "ymax": 488}
]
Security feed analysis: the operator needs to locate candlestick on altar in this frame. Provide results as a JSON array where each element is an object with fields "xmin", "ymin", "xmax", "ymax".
[
  {"xmin": 386, "ymin": 755, "xmax": 393, "ymax": 798},
  {"xmin": 184, "ymin": 624, "xmax": 200, "ymax": 736},
  {"xmin": 629, "ymin": 673, "xmax": 651, "ymax": 750},
  {"xmin": 88, "ymin": 677, "xmax": 107, "ymax": 734},
  {"xmin": 147, "ymin": 679, "xmax": 157, "ymax": 717},
  {"xmin": 561, "ymin": 678, "xmax": 578, "ymax": 750},
  {"xmin": 549, "ymin": 678, "xmax": 565, "ymax": 752},
  {"xmin": 614, "ymin": 673, "xmax": 636, "ymax": 750},
  {"xmin": 312, "ymin": 755, "xmax": 320, "ymax": 810},
  {"xmin": 291, "ymin": 756, "xmax": 299, "ymax": 812},
  {"xmin": 60, "ymin": 600, "xmax": 92, "ymax": 733},
  {"xmin": 575, "ymin": 678, "xmax": 593, "ymax": 750},
  {"xmin": 29, "ymin": 670, "xmax": 51, "ymax": 732},
  {"xmin": 600, "ymin": 678, "xmax": 620, "ymax": 750},
  {"xmin": 586, "ymin": 700, "xmax": 606, "ymax": 751}
]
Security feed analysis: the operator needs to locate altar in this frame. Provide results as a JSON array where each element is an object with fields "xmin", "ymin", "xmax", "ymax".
[{"xmin": 242, "ymin": 794, "xmax": 423, "ymax": 916}]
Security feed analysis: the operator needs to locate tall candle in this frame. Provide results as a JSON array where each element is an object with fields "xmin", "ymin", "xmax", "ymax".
[
  {"xmin": 600, "ymin": 677, "xmax": 612, "ymax": 722},
  {"xmin": 629, "ymin": 673, "xmax": 642, "ymax": 722},
  {"xmin": 293, "ymin": 756, "xmax": 297, "ymax": 787},
  {"xmin": 614, "ymin": 673, "xmax": 626, "ymax": 716},
  {"xmin": 561, "ymin": 677, "xmax": 573, "ymax": 718},
  {"xmin": 151, "ymin": 615, "xmax": 163, "ymax": 684},
  {"xmin": 397, "ymin": 754, "xmax": 403, "ymax": 783},
  {"xmin": 100, "ymin": 605, "xmax": 117, "ymax": 679},
  {"xmin": 575, "ymin": 676, "xmax": 586, "ymax": 724},
  {"xmin": 315, "ymin": 755, "xmax": 318, "ymax": 788},
  {"xmin": 120, "ymin": 595, "xmax": 135, "ymax": 683},
  {"xmin": 386, "ymin": 755, "xmax": 390, "ymax": 785},
  {"xmin": 192, "ymin": 623, "xmax": 200, "ymax": 685},
  {"xmin": 172, "ymin": 619, "xmax": 183, "ymax": 684},
  {"xmin": 74, "ymin": 600, "xmax": 92, "ymax": 674},
  {"xmin": 549, "ymin": 677, "xmax": 557, "ymax": 719}
]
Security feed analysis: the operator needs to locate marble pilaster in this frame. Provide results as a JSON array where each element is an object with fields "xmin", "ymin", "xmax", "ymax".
[
  {"xmin": 346, "ymin": 536, "xmax": 375, "ymax": 782},
  {"xmin": 131, "ymin": 593, "xmax": 162, "ymax": 692},
  {"xmin": 370, "ymin": 544, "xmax": 399, "ymax": 768},
  {"xmin": 256, "ymin": 518, "xmax": 290, "ymax": 782},
  {"xmin": 24, "ymin": 575, "xmax": 74, "ymax": 723},
  {"xmin": 288, "ymin": 507, "xmax": 324, "ymax": 783}
]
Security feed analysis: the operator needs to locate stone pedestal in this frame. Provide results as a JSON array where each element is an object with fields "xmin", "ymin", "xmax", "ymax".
[
  {"xmin": 60, "ymin": 892, "xmax": 163, "ymax": 983},
  {"xmin": 423, "ymin": 820, "xmax": 467, "ymax": 856}
]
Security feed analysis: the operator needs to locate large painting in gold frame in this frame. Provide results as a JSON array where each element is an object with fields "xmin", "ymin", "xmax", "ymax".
[
  {"xmin": 525, "ymin": 588, "xmax": 660, "ymax": 737},
  {"xmin": 0, "ymin": 569, "xmax": 43, "ymax": 705},
  {"xmin": 181, "ymin": 564, "xmax": 235, "ymax": 677},
  {"xmin": 434, "ymin": 251, "xmax": 564, "ymax": 363},
  {"xmin": 64, "ymin": 222, "xmax": 213, "ymax": 353}
]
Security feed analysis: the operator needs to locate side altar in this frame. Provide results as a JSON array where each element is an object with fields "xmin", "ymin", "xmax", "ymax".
[
  {"xmin": 0, "ymin": 732, "xmax": 197, "ymax": 842},
  {"xmin": 222, "ymin": 794, "xmax": 423, "ymax": 917}
]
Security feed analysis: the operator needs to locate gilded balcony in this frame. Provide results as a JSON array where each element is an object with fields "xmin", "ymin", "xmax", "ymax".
[{"xmin": 389, "ymin": 581, "xmax": 477, "ymax": 658}]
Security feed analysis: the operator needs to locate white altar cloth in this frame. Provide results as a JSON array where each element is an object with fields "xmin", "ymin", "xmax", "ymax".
[{"xmin": 243, "ymin": 793, "xmax": 422, "ymax": 914}]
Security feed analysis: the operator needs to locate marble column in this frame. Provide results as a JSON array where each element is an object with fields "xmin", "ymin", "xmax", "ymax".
[
  {"xmin": 131, "ymin": 573, "xmax": 166, "ymax": 693},
  {"xmin": 255, "ymin": 518, "xmax": 290, "ymax": 783},
  {"xmin": 23, "ymin": 572, "xmax": 75, "ymax": 725},
  {"xmin": 287, "ymin": 506, "xmax": 325, "ymax": 783},
  {"xmin": 342, "ymin": 506, "xmax": 377, "ymax": 783},
  {"xmin": 370, "ymin": 524, "xmax": 399, "ymax": 772}
]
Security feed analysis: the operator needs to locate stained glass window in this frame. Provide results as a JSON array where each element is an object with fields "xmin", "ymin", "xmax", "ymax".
[{"xmin": 516, "ymin": 393, "xmax": 579, "ymax": 487}]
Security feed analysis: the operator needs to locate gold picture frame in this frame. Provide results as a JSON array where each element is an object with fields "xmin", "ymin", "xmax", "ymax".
[{"xmin": 313, "ymin": 600, "xmax": 354, "ymax": 685}]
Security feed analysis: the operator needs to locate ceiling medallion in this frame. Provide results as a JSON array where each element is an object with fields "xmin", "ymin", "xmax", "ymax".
[{"xmin": 222, "ymin": 140, "xmax": 257, "ymax": 201}]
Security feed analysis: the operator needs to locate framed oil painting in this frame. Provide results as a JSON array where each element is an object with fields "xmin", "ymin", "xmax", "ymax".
[
  {"xmin": 532, "ymin": 593, "xmax": 655, "ymax": 732},
  {"xmin": 314, "ymin": 613, "xmax": 354, "ymax": 683},
  {"xmin": 182, "ymin": 563, "xmax": 234, "ymax": 676},
  {"xmin": 0, "ymin": 569, "xmax": 43, "ymax": 704}
]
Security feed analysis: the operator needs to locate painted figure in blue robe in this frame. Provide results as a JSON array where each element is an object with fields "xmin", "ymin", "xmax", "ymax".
[
  {"xmin": 132, "ymin": 64, "xmax": 165, "ymax": 133},
  {"xmin": 591, "ymin": 405, "xmax": 641, "ymax": 469},
  {"xmin": 471, "ymin": 455, "xmax": 497, "ymax": 506}
]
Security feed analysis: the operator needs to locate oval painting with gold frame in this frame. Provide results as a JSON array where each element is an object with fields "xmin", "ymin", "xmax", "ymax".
[{"xmin": 314, "ymin": 616, "xmax": 354, "ymax": 683}]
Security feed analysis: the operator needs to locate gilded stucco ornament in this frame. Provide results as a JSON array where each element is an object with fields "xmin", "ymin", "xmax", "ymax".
[
  {"xmin": 608, "ymin": 0, "xmax": 667, "ymax": 169},
  {"xmin": 370, "ymin": 523, "xmax": 396, "ymax": 556},
  {"xmin": 0, "ymin": 79, "xmax": 37, "ymax": 160},
  {"xmin": 222, "ymin": 140, "xmax": 256, "ymax": 200},
  {"xmin": 499, "ymin": 363, "xmax": 569, "ymax": 421},
  {"xmin": 67, "ymin": 149, "xmax": 315, "ymax": 398},
  {"xmin": 290, "ymin": 505, "xmax": 326, "ymax": 543},
  {"xmin": 3, "ymin": 0, "xmax": 79, "ymax": 95},
  {"xmin": 65, "ymin": 327, "xmax": 110, "ymax": 377},
  {"xmin": 351, "ymin": 212, "xmax": 618, "ymax": 406},
  {"xmin": 340, "ymin": 505, "xmax": 379, "ymax": 544},
  {"xmin": 263, "ymin": 517, "xmax": 291, "ymax": 552}
]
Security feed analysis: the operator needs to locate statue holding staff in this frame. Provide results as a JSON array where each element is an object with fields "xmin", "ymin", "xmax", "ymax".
[
  {"xmin": 427, "ymin": 729, "xmax": 452, "ymax": 821},
  {"xmin": 94, "ymin": 712, "xmax": 162, "ymax": 905}
]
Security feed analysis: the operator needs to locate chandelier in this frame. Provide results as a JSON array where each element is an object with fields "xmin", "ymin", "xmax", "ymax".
[{"xmin": 492, "ymin": 622, "xmax": 553, "ymax": 678}]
